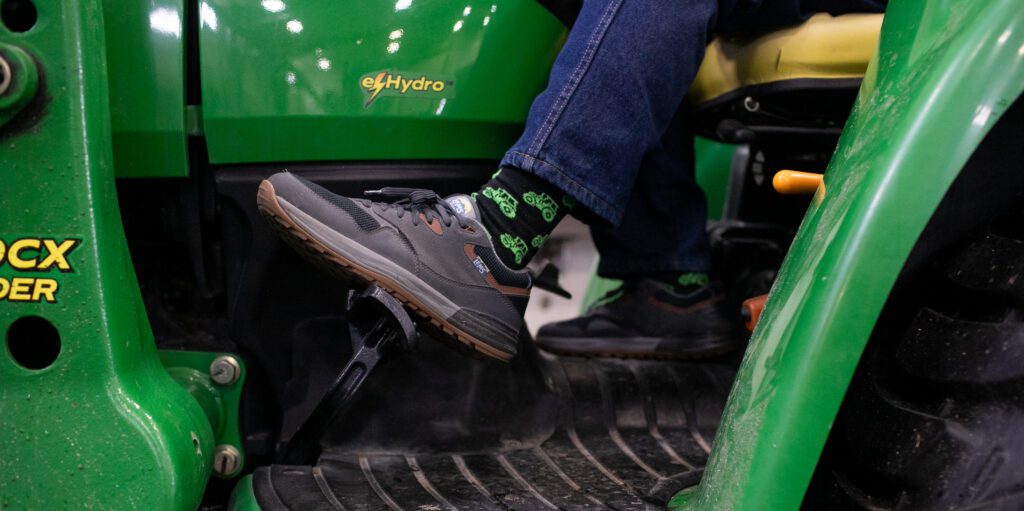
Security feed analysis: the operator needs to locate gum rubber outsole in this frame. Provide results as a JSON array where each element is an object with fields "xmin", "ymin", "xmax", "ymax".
[{"xmin": 256, "ymin": 180, "xmax": 513, "ymax": 362}]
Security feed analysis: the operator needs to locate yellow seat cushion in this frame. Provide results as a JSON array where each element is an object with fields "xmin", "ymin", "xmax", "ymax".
[{"xmin": 689, "ymin": 13, "xmax": 883, "ymax": 106}]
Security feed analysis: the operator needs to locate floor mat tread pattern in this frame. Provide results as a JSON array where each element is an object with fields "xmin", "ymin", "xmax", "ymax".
[{"xmin": 253, "ymin": 356, "xmax": 732, "ymax": 510}]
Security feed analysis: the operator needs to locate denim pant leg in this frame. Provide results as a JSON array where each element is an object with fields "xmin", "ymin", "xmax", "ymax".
[
  {"xmin": 588, "ymin": 0, "xmax": 888, "ymax": 276},
  {"xmin": 502, "ymin": 0, "xmax": 887, "ymax": 275},
  {"xmin": 500, "ymin": 0, "xmax": 718, "ymax": 225},
  {"xmin": 592, "ymin": 109, "xmax": 710, "ymax": 277}
]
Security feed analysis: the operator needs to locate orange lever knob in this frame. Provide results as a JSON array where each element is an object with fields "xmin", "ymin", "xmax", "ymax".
[
  {"xmin": 773, "ymin": 170, "xmax": 823, "ymax": 195},
  {"xmin": 741, "ymin": 294, "xmax": 769, "ymax": 332}
]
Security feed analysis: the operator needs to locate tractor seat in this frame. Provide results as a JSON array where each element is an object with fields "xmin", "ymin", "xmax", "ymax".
[{"xmin": 690, "ymin": 13, "xmax": 883, "ymax": 143}]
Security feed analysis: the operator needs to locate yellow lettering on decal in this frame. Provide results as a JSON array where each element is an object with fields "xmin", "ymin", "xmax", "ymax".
[
  {"xmin": 0, "ymin": 237, "xmax": 79, "ymax": 272},
  {"xmin": 31, "ymin": 279, "xmax": 59, "ymax": 303},
  {"xmin": 360, "ymin": 71, "xmax": 449, "ymax": 106},
  {"xmin": 0, "ymin": 277, "xmax": 61, "ymax": 303},
  {"xmin": 0, "ymin": 237, "xmax": 78, "ymax": 304},
  {"xmin": 38, "ymin": 239, "xmax": 78, "ymax": 272},
  {"xmin": 8, "ymin": 239, "xmax": 40, "ymax": 270},
  {"xmin": 8, "ymin": 277, "xmax": 33, "ymax": 301}
]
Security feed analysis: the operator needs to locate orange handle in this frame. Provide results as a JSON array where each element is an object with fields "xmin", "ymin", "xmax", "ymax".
[
  {"xmin": 773, "ymin": 170, "xmax": 823, "ymax": 195},
  {"xmin": 741, "ymin": 294, "xmax": 769, "ymax": 332}
]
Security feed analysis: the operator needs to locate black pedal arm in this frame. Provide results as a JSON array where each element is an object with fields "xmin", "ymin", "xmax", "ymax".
[{"xmin": 280, "ymin": 284, "xmax": 416, "ymax": 465}]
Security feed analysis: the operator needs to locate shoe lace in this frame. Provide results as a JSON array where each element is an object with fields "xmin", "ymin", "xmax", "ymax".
[{"xmin": 365, "ymin": 187, "xmax": 468, "ymax": 229}]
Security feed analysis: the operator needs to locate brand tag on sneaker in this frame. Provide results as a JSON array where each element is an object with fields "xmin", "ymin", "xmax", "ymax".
[
  {"xmin": 445, "ymin": 194, "xmax": 479, "ymax": 221},
  {"xmin": 472, "ymin": 256, "xmax": 490, "ymax": 276}
]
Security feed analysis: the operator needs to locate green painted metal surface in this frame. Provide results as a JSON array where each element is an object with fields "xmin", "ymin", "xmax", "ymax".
[
  {"xmin": 694, "ymin": 137, "xmax": 736, "ymax": 222},
  {"xmin": 229, "ymin": 475, "xmax": 262, "ymax": 511},
  {"xmin": 103, "ymin": 0, "xmax": 189, "ymax": 178},
  {"xmin": 199, "ymin": 0, "xmax": 566, "ymax": 164},
  {"xmin": 0, "ymin": 1, "xmax": 213, "ymax": 508},
  {"xmin": 161, "ymin": 350, "xmax": 247, "ymax": 477},
  {"xmin": 671, "ymin": 1, "xmax": 1024, "ymax": 509}
]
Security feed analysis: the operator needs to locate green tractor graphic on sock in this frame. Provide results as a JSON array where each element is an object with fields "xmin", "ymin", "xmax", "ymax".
[
  {"xmin": 483, "ymin": 187, "xmax": 518, "ymax": 219},
  {"xmin": 523, "ymin": 192, "xmax": 559, "ymax": 222},
  {"xmin": 500, "ymin": 233, "xmax": 528, "ymax": 265}
]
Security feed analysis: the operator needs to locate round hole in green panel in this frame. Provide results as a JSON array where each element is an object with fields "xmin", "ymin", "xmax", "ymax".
[
  {"xmin": 1, "ymin": 0, "xmax": 37, "ymax": 33},
  {"xmin": 7, "ymin": 316, "xmax": 60, "ymax": 370}
]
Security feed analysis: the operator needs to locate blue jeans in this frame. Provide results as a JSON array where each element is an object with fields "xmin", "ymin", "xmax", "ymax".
[{"xmin": 500, "ymin": 0, "xmax": 885, "ymax": 278}]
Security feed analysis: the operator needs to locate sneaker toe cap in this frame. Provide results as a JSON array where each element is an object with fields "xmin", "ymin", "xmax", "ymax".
[{"xmin": 264, "ymin": 172, "xmax": 380, "ymax": 232}]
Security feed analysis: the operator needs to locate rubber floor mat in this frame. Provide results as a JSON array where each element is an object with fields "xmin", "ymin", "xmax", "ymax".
[{"xmin": 253, "ymin": 354, "xmax": 735, "ymax": 510}]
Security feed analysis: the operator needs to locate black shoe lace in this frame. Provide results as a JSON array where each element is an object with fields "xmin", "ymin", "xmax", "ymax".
[{"xmin": 365, "ymin": 187, "xmax": 468, "ymax": 229}]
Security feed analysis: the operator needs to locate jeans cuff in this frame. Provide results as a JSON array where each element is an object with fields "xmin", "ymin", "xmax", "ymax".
[
  {"xmin": 501, "ymin": 150, "xmax": 624, "ymax": 225},
  {"xmin": 596, "ymin": 255, "xmax": 710, "ymax": 279}
]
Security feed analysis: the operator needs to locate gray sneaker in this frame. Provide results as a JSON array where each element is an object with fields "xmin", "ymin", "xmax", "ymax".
[{"xmin": 257, "ymin": 172, "xmax": 530, "ymax": 361}]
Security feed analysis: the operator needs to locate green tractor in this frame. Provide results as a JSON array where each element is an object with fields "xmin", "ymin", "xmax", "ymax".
[{"xmin": 2, "ymin": 0, "xmax": 1023, "ymax": 509}]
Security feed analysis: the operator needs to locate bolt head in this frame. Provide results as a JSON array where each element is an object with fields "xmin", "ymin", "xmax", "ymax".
[
  {"xmin": 213, "ymin": 444, "xmax": 242, "ymax": 477},
  {"xmin": 0, "ymin": 56, "xmax": 11, "ymax": 96},
  {"xmin": 743, "ymin": 96, "xmax": 760, "ymax": 112},
  {"xmin": 209, "ymin": 355, "xmax": 241, "ymax": 386}
]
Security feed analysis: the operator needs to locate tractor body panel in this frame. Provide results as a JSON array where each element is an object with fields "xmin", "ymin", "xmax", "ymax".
[
  {"xmin": 104, "ymin": 0, "xmax": 190, "ymax": 177},
  {"xmin": 0, "ymin": 1, "xmax": 213, "ymax": 508},
  {"xmin": 7, "ymin": 0, "xmax": 1021, "ymax": 509},
  {"xmin": 672, "ymin": 1, "xmax": 1024, "ymax": 509},
  {"xmin": 197, "ymin": 0, "xmax": 566, "ymax": 164}
]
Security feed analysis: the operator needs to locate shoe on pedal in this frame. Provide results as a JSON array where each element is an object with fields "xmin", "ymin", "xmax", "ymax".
[
  {"xmin": 535, "ymin": 279, "xmax": 739, "ymax": 359},
  {"xmin": 257, "ymin": 172, "xmax": 530, "ymax": 361}
]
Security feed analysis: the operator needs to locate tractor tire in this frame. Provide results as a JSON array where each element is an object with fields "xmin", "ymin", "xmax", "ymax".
[{"xmin": 803, "ymin": 100, "xmax": 1024, "ymax": 511}]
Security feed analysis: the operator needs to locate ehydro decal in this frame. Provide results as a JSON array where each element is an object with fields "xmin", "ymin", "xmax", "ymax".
[
  {"xmin": 360, "ymin": 71, "xmax": 452, "ymax": 107},
  {"xmin": 0, "ymin": 237, "xmax": 81, "ymax": 304}
]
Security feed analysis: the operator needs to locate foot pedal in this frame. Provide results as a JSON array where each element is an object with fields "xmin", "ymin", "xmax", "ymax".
[{"xmin": 279, "ymin": 284, "xmax": 416, "ymax": 464}]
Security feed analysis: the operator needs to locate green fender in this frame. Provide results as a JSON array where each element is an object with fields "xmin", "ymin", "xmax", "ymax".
[{"xmin": 672, "ymin": 0, "xmax": 1024, "ymax": 509}]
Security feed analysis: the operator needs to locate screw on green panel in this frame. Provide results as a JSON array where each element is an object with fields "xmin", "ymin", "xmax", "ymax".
[
  {"xmin": 0, "ymin": 44, "xmax": 39, "ymax": 127},
  {"xmin": 160, "ymin": 350, "xmax": 247, "ymax": 479}
]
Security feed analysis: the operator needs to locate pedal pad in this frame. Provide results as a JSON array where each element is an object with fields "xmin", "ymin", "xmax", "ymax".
[{"xmin": 279, "ymin": 284, "xmax": 416, "ymax": 464}]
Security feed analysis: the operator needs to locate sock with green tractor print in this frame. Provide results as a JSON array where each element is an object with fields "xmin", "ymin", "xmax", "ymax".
[{"xmin": 475, "ymin": 166, "xmax": 574, "ymax": 269}]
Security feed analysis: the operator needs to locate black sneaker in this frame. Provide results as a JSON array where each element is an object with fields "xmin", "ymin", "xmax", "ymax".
[
  {"xmin": 257, "ymin": 172, "xmax": 531, "ymax": 361},
  {"xmin": 535, "ymin": 279, "xmax": 740, "ymax": 359}
]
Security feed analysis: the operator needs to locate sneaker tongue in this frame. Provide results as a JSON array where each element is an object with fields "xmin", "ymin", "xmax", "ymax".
[{"xmin": 444, "ymin": 194, "xmax": 480, "ymax": 221}]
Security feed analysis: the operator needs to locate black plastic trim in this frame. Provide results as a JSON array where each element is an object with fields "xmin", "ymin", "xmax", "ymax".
[
  {"xmin": 535, "ymin": 0, "xmax": 582, "ymax": 27},
  {"xmin": 694, "ymin": 77, "xmax": 863, "ymax": 113}
]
